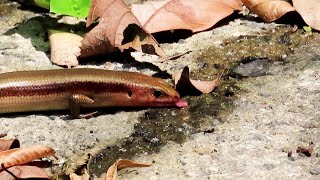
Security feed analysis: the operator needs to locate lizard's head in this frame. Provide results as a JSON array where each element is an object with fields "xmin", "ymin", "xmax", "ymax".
[{"xmin": 128, "ymin": 77, "xmax": 188, "ymax": 107}]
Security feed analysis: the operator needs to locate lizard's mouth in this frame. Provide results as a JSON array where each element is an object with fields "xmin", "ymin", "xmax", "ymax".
[{"xmin": 153, "ymin": 98, "xmax": 188, "ymax": 107}]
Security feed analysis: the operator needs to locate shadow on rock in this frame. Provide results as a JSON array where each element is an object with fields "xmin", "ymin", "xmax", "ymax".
[{"xmin": 4, "ymin": 15, "xmax": 86, "ymax": 53}]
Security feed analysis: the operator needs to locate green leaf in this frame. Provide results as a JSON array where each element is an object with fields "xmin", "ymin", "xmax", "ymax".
[
  {"xmin": 34, "ymin": 0, "xmax": 50, "ymax": 9},
  {"xmin": 50, "ymin": 0, "xmax": 91, "ymax": 18}
]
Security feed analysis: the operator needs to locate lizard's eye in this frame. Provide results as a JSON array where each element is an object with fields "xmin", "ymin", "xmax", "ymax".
[
  {"xmin": 153, "ymin": 89, "xmax": 163, "ymax": 98},
  {"xmin": 128, "ymin": 91, "xmax": 132, "ymax": 97}
]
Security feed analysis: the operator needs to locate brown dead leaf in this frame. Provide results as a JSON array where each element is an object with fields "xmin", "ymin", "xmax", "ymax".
[
  {"xmin": 49, "ymin": 31, "xmax": 83, "ymax": 68},
  {"xmin": 0, "ymin": 145, "xmax": 55, "ymax": 170},
  {"xmin": 0, "ymin": 139, "xmax": 20, "ymax": 152},
  {"xmin": 132, "ymin": 0, "xmax": 243, "ymax": 33},
  {"xmin": 174, "ymin": 66, "xmax": 222, "ymax": 96},
  {"xmin": 100, "ymin": 159, "xmax": 151, "ymax": 180},
  {"xmin": 80, "ymin": 0, "xmax": 165, "ymax": 58},
  {"xmin": 242, "ymin": 0, "xmax": 295, "ymax": 22},
  {"xmin": 0, "ymin": 165, "xmax": 49, "ymax": 180},
  {"xmin": 86, "ymin": 0, "xmax": 112, "ymax": 27},
  {"xmin": 292, "ymin": 0, "xmax": 320, "ymax": 31}
]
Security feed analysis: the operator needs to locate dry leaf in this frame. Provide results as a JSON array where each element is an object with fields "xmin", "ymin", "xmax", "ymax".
[
  {"xmin": 0, "ymin": 165, "xmax": 49, "ymax": 180},
  {"xmin": 0, "ymin": 145, "xmax": 55, "ymax": 170},
  {"xmin": 0, "ymin": 139, "xmax": 20, "ymax": 152},
  {"xmin": 242, "ymin": 0, "xmax": 295, "ymax": 22},
  {"xmin": 80, "ymin": 0, "xmax": 165, "ymax": 58},
  {"xmin": 174, "ymin": 66, "xmax": 222, "ymax": 96},
  {"xmin": 49, "ymin": 31, "xmax": 83, "ymax": 68},
  {"xmin": 293, "ymin": 0, "xmax": 320, "ymax": 31},
  {"xmin": 100, "ymin": 159, "xmax": 151, "ymax": 180},
  {"xmin": 86, "ymin": 0, "xmax": 112, "ymax": 27},
  {"xmin": 132, "ymin": 0, "xmax": 243, "ymax": 33}
]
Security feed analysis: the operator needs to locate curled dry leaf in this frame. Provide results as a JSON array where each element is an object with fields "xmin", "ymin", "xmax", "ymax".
[
  {"xmin": 293, "ymin": 0, "xmax": 320, "ymax": 31},
  {"xmin": 132, "ymin": 0, "xmax": 243, "ymax": 33},
  {"xmin": 0, "ymin": 145, "xmax": 55, "ymax": 170},
  {"xmin": 0, "ymin": 139, "xmax": 20, "ymax": 152},
  {"xmin": 80, "ymin": 0, "xmax": 165, "ymax": 58},
  {"xmin": 100, "ymin": 159, "xmax": 151, "ymax": 180},
  {"xmin": 49, "ymin": 31, "xmax": 83, "ymax": 68},
  {"xmin": 0, "ymin": 165, "xmax": 49, "ymax": 180},
  {"xmin": 242, "ymin": 0, "xmax": 295, "ymax": 22},
  {"xmin": 174, "ymin": 66, "xmax": 222, "ymax": 96}
]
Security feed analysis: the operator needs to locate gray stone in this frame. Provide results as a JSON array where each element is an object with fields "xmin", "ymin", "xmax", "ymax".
[
  {"xmin": 310, "ymin": 167, "xmax": 320, "ymax": 175},
  {"xmin": 232, "ymin": 58, "xmax": 271, "ymax": 77}
]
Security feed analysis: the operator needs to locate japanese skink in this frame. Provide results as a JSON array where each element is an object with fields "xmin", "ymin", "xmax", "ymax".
[{"xmin": 0, "ymin": 68, "xmax": 188, "ymax": 118}]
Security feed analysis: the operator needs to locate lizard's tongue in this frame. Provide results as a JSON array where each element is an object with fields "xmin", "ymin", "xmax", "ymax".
[{"xmin": 175, "ymin": 100, "xmax": 188, "ymax": 107}]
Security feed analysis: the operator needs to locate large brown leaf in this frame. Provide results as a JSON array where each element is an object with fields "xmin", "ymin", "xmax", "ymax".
[
  {"xmin": 132, "ymin": 0, "xmax": 243, "ymax": 33},
  {"xmin": 100, "ymin": 159, "xmax": 151, "ymax": 180},
  {"xmin": 86, "ymin": 0, "xmax": 114, "ymax": 27},
  {"xmin": 80, "ymin": 0, "xmax": 165, "ymax": 58},
  {"xmin": 242, "ymin": 0, "xmax": 295, "ymax": 22},
  {"xmin": 0, "ymin": 165, "xmax": 49, "ymax": 180},
  {"xmin": 0, "ymin": 145, "xmax": 55, "ymax": 170},
  {"xmin": 293, "ymin": 0, "xmax": 320, "ymax": 31}
]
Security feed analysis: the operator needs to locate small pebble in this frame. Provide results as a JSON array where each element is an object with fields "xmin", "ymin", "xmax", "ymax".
[
  {"xmin": 310, "ymin": 167, "xmax": 320, "ymax": 175},
  {"xmin": 231, "ymin": 58, "xmax": 271, "ymax": 77}
]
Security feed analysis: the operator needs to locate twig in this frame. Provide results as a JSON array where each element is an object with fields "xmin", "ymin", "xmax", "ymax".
[{"xmin": 1, "ymin": 163, "xmax": 20, "ymax": 180}]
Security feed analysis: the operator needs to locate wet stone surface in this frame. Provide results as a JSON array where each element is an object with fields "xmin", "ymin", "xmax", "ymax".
[{"xmin": 88, "ymin": 91, "xmax": 235, "ymax": 177}]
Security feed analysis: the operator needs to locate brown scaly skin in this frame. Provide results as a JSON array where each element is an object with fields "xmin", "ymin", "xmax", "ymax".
[{"xmin": 0, "ymin": 68, "xmax": 184, "ymax": 118}]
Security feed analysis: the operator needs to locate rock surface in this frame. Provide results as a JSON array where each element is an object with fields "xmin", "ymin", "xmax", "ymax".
[{"xmin": 122, "ymin": 43, "xmax": 320, "ymax": 179}]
